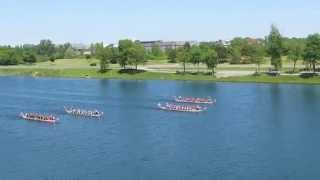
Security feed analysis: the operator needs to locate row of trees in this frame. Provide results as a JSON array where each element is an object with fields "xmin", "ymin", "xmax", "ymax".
[
  {"xmin": 185, "ymin": 41, "xmax": 265, "ymax": 74},
  {"xmin": 267, "ymin": 25, "xmax": 320, "ymax": 72},
  {"xmin": 165, "ymin": 25, "xmax": 320, "ymax": 73},
  {"xmin": 175, "ymin": 43, "xmax": 219, "ymax": 75},
  {"xmin": 93, "ymin": 40, "xmax": 145, "ymax": 72},
  {"xmin": 93, "ymin": 40, "xmax": 220, "ymax": 75},
  {"xmin": 93, "ymin": 25, "xmax": 320, "ymax": 75},
  {"xmin": 146, "ymin": 45, "xmax": 167, "ymax": 60},
  {"xmin": 0, "ymin": 47, "xmax": 36, "ymax": 65},
  {"xmin": 1, "ymin": 25, "xmax": 320, "ymax": 74},
  {"xmin": 0, "ymin": 40, "xmax": 83, "ymax": 65},
  {"xmin": 227, "ymin": 26, "xmax": 320, "ymax": 73}
]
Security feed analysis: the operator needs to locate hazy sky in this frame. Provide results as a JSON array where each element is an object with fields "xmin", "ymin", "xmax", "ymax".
[{"xmin": 1, "ymin": 0, "xmax": 319, "ymax": 45}]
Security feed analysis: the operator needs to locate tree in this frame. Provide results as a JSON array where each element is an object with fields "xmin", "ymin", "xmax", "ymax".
[
  {"xmin": 38, "ymin": 39, "xmax": 55, "ymax": 57},
  {"xmin": 118, "ymin": 39, "xmax": 134, "ymax": 69},
  {"xmin": 55, "ymin": 43, "xmax": 71, "ymax": 59},
  {"xmin": 241, "ymin": 40, "xmax": 254, "ymax": 57},
  {"xmin": 129, "ymin": 42, "xmax": 146, "ymax": 70},
  {"xmin": 23, "ymin": 52, "xmax": 37, "ymax": 63},
  {"xmin": 90, "ymin": 43, "xmax": 102, "ymax": 57},
  {"xmin": 190, "ymin": 45, "xmax": 202, "ymax": 73},
  {"xmin": 0, "ymin": 49, "xmax": 19, "ymax": 65},
  {"xmin": 202, "ymin": 48, "xmax": 218, "ymax": 76},
  {"xmin": 230, "ymin": 47, "xmax": 241, "ymax": 64},
  {"xmin": 249, "ymin": 44, "xmax": 265, "ymax": 73},
  {"xmin": 213, "ymin": 43, "xmax": 228, "ymax": 63},
  {"xmin": 282, "ymin": 37, "xmax": 305, "ymax": 56},
  {"xmin": 304, "ymin": 34, "xmax": 320, "ymax": 72},
  {"xmin": 176, "ymin": 48, "xmax": 190, "ymax": 74},
  {"xmin": 230, "ymin": 37, "xmax": 246, "ymax": 48},
  {"xmin": 22, "ymin": 44, "xmax": 37, "ymax": 51},
  {"xmin": 110, "ymin": 47, "xmax": 119, "ymax": 64},
  {"xmin": 267, "ymin": 25, "xmax": 283, "ymax": 71},
  {"xmin": 166, "ymin": 48, "xmax": 177, "ymax": 63},
  {"xmin": 151, "ymin": 44, "xmax": 164, "ymax": 59},
  {"xmin": 288, "ymin": 42, "xmax": 304, "ymax": 72},
  {"xmin": 229, "ymin": 38, "xmax": 246, "ymax": 64},
  {"xmin": 118, "ymin": 40, "xmax": 146, "ymax": 70},
  {"xmin": 96, "ymin": 44, "xmax": 112, "ymax": 72},
  {"xmin": 64, "ymin": 47, "xmax": 77, "ymax": 59},
  {"xmin": 184, "ymin": 42, "xmax": 191, "ymax": 50}
]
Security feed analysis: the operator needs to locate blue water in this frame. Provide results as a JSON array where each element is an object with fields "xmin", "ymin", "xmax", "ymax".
[{"xmin": 1, "ymin": 76, "xmax": 320, "ymax": 180}]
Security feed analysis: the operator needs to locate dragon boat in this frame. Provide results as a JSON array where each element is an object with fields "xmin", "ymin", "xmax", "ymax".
[
  {"xmin": 158, "ymin": 103, "xmax": 206, "ymax": 113},
  {"xmin": 64, "ymin": 107, "xmax": 104, "ymax": 118},
  {"xmin": 174, "ymin": 96, "xmax": 215, "ymax": 104},
  {"xmin": 20, "ymin": 112, "xmax": 58, "ymax": 123}
]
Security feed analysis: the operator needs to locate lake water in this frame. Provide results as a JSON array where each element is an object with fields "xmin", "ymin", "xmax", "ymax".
[{"xmin": 1, "ymin": 76, "xmax": 320, "ymax": 180}]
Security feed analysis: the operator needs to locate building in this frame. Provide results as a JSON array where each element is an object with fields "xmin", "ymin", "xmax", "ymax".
[
  {"xmin": 71, "ymin": 44, "xmax": 91, "ymax": 55},
  {"xmin": 216, "ymin": 40, "xmax": 231, "ymax": 47},
  {"xmin": 138, "ymin": 40, "xmax": 198, "ymax": 52}
]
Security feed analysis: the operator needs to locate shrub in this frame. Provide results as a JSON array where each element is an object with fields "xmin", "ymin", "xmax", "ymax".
[
  {"xmin": 85, "ymin": 54, "xmax": 91, "ymax": 60},
  {"xmin": 49, "ymin": 56, "xmax": 56, "ymax": 62},
  {"xmin": 23, "ymin": 53, "xmax": 37, "ymax": 64},
  {"xmin": 0, "ymin": 51, "xmax": 19, "ymax": 65}
]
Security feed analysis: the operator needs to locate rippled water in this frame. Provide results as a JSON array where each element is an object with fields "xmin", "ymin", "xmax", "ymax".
[{"xmin": 1, "ymin": 76, "xmax": 320, "ymax": 180}]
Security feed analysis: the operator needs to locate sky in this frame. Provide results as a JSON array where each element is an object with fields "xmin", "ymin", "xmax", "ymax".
[{"xmin": 0, "ymin": 0, "xmax": 319, "ymax": 45}]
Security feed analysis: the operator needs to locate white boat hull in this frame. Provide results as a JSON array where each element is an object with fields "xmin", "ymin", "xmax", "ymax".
[
  {"xmin": 20, "ymin": 113, "xmax": 57, "ymax": 123},
  {"xmin": 64, "ymin": 107, "xmax": 104, "ymax": 118},
  {"xmin": 158, "ymin": 103, "xmax": 206, "ymax": 113},
  {"xmin": 174, "ymin": 97, "xmax": 215, "ymax": 104}
]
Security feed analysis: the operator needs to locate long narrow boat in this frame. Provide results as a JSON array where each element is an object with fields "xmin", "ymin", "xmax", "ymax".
[
  {"xmin": 20, "ymin": 113, "xmax": 58, "ymax": 123},
  {"xmin": 174, "ymin": 96, "xmax": 215, "ymax": 104},
  {"xmin": 64, "ymin": 107, "xmax": 104, "ymax": 118},
  {"xmin": 158, "ymin": 103, "xmax": 206, "ymax": 113}
]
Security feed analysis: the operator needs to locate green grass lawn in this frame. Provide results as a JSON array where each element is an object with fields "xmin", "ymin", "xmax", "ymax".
[
  {"xmin": 0, "ymin": 58, "xmax": 306, "ymax": 71},
  {"xmin": 0, "ymin": 58, "xmax": 122, "ymax": 70},
  {"xmin": 0, "ymin": 68, "xmax": 214, "ymax": 81},
  {"xmin": 1, "ymin": 68, "xmax": 320, "ymax": 85},
  {"xmin": 37, "ymin": 58, "xmax": 99, "ymax": 69},
  {"xmin": 17, "ymin": 58, "xmax": 100, "ymax": 69},
  {"xmin": 0, "ymin": 58, "xmax": 318, "ymax": 84},
  {"xmin": 145, "ymin": 59, "xmax": 169, "ymax": 65}
]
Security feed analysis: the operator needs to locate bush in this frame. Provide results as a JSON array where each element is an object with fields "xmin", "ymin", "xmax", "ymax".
[
  {"xmin": 54, "ymin": 53, "xmax": 64, "ymax": 59},
  {"xmin": 90, "ymin": 62, "xmax": 97, "ymax": 66},
  {"xmin": 49, "ymin": 56, "xmax": 56, "ymax": 62},
  {"xmin": 23, "ymin": 53, "xmax": 37, "ymax": 64},
  {"xmin": 252, "ymin": 72, "xmax": 261, "ymax": 76},
  {"xmin": 85, "ymin": 54, "xmax": 91, "ymax": 60},
  {"xmin": 37, "ymin": 55, "xmax": 50, "ymax": 62},
  {"xmin": 110, "ymin": 57, "xmax": 118, "ymax": 64},
  {"xmin": 168, "ymin": 58, "xmax": 177, "ymax": 63},
  {"xmin": 0, "ymin": 51, "xmax": 19, "ymax": 65},
  {"xmin": 0, "ymin": 58, "xmax": 19, "ymax": 65}
]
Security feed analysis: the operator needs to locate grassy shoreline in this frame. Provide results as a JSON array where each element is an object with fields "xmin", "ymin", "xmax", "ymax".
[{"xmin": 1, "ymin": 68, "xmax": 320, "ymax": 85}]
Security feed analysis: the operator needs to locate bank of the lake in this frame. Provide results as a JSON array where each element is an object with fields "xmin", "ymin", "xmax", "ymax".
[{"xmin": 1, "ymin": 68, "xmax": 320, "ymax": 85}]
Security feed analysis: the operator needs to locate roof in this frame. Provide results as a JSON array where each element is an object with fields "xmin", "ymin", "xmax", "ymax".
[{"xmin": 71, "ymin": 43, "xmax": 90, "ymax": 50}]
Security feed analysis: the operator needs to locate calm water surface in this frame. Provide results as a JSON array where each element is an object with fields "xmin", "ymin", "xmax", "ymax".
[{"xmin": 1, "ymin": 76, "xmax": 320, "ymax": 180}]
